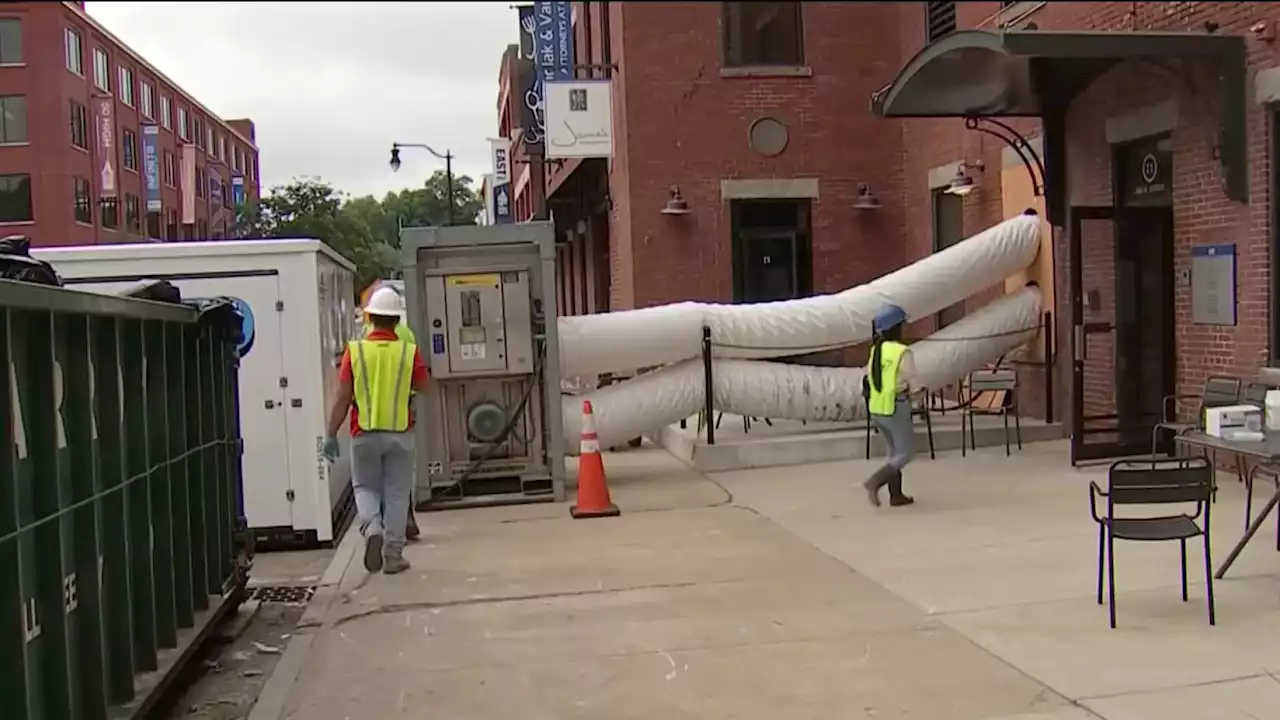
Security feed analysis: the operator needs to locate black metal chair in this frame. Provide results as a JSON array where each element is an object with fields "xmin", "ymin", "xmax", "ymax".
[
  {"xmin": 1089, "ymin": 458, "xmax": 1215, "ymax": 629},
  {"xmin": 862, "ymin": 377, "xmax": 935, "ymax": 460},
  {"xmin": 960, "ymin": 369, "xmax": 1022, "ymax": 457},
  {"xmin": 1151, "ymin": 375, "xmax": 1241, "ymax": 459},
  {"xmin": 1234, "ymin": 382, "xmax": 1273, "ymax": 528}
]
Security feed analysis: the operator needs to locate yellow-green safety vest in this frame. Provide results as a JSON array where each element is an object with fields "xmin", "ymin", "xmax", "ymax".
[
  {"xmin": 866, "ymin": 341, "xmax": 907, "ymax": 416},
  {"xmin": 362, "ymin": 320, "xmax": 416, "ymax": 345},
  {"xmin": 348, "ymin": 339, "xmax": 416, "ymax": 432}
]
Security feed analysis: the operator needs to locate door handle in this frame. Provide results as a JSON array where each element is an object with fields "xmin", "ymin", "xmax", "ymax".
[{"xmin": 1074, "ymin": 325, "xmax": 1085, "ymax": 363}]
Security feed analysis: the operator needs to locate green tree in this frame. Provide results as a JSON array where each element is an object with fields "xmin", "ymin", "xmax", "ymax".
[
  {"xmin": 243, "ymin": 178, "xmax": 389, "ymax": 288},
  {"xmin": 349, "ymin": 170, "xmax": 486, "ymax": 250}
]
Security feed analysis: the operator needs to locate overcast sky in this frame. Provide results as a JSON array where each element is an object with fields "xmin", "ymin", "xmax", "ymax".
[{"xmin": 86, "ymin": 1, "xmax": 515, "ymax": 200}]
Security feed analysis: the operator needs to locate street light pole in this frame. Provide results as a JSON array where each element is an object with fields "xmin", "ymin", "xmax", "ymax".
[{"xmin": 389, "ymin": 142, "xmax": 455, "ymax": 226}]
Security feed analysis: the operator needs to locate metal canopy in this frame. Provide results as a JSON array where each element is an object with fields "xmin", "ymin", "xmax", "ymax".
[{"xmin": 870, "ymin": 29, "xmax": 1248, "ymax": 219}]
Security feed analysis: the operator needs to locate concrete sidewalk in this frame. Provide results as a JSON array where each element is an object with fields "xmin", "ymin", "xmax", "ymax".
[{"xmin": 253, "ymin": 447, "xmax": 1080, "ymax": 720}]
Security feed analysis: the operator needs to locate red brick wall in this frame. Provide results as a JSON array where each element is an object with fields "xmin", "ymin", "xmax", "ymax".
[{"xmin": 609, "ymin": 2, "xmax": 908, "ymax": 309}]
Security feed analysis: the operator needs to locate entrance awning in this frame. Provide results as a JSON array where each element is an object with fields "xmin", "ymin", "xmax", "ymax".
[{"xmin": 870, "ymin": 30, "xmax": 1248, "ymax": 220}]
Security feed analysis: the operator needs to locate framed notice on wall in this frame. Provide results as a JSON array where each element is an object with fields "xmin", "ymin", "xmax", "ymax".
[{"xmin": 1190, "ymin": 243, "xmax": 1237, "ymax": 326}]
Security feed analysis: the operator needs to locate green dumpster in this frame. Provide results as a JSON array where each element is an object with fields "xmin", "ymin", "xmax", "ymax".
[{"xmin": 0, "ymin": 279, "xmax": 252, "ymax": 719}]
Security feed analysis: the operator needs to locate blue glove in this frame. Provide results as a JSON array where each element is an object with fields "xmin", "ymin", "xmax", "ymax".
[{"xmin": 321, "ymin": 436, "xmax": 340, "ymax": 463}]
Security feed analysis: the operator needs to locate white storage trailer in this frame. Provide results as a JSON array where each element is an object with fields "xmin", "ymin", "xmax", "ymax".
[{"xmin": 34, "ymin": 239, "xmax": 359, "ymax": 549}]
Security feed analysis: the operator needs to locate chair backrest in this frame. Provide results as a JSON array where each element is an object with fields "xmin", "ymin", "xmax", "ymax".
[
  {"xmin": 1243, "ymin": 382, "xmax": 1271, "ymax": 407},
  {"xmin": 1108, "ymin": 458, "xmax": 1213, "ymax": 505},
  {"xmin": 1201, "ymin": 376, "xmax": 1241, "ymax": 409},
  {"xmin": 969, "ymin": 369, "xmax": 1017, "ymax": 392}
]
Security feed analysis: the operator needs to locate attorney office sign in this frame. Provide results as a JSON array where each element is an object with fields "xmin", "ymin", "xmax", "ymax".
[{"xmin": 543, "ymin": 79, "xmax": 614, "ymax": 159}]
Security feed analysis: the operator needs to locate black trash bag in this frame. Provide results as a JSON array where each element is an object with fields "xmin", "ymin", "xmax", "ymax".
[
  {"xmin": 0, "ymin": 234, "xmax": 63, "ymax": 286},
  {"xmin": 117, "ymin": 279, "xmax": 183, "ymax": 303}
]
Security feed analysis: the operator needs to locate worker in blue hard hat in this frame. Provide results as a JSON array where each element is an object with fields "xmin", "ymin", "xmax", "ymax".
[{"xmin": 862, "ymin": 303, "xmax": 919, "ymax": 508}]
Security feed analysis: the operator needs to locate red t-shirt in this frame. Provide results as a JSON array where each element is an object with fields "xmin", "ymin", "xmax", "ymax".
[{"xmin": 338, "ymin": 328, "xmax": 429, "ymax": 436}]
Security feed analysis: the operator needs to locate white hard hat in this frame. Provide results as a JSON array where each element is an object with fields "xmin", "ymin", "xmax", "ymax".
[{"xmin": 364, "ymin": 287, "xmax": 404, "ymax": 317}]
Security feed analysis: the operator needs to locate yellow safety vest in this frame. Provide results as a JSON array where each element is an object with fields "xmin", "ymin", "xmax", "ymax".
[
  {"xmin": 866, "ymin": 341, "xmax": 907, "ymax": 416},
  {"xmin": 348, "ymin": 339, "xmax": 416, "ymax": 432},
  {"xmin": 362, "ymin": 319, "xmax": 416, "ymax": 345}
]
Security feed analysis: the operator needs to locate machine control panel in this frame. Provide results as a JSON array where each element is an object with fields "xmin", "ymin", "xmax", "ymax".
[{"xmin": 422, "ymin": 269, "xmax": 535, "ymax": 378}]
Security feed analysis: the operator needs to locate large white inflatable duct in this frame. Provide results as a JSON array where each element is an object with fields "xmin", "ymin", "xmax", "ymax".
[
  {"xmin": 557, "ymin": 213, "xmax": 1043, "ymax": 379},
  {"xmin": 561, "ymin": 286, "xmax": 1044, "ymax": 452}
]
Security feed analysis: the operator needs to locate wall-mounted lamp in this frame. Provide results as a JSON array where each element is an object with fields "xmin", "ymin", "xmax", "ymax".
[
  {"xmin": 661, "ymin": 186, "xmax": 690, "ymax": 215},
  {"xmin": 946, "ymin": 160, "xmax": 985, "ymax": 197},
  {"xmin": 853, "ymin": 183, "xmax": 881, "ymax": 211}
]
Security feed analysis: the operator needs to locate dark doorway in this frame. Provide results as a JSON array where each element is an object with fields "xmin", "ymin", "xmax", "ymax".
[
  {"xmin": 932, "ymin": 187, "xmax": 966, "ymax": 328},
  {"xmin": 1068, "ymin": 203, "xmax": 1175, "ymax": 464},
  {"xmin": 731, "ymin": 199, "xmax": 813, "ymax": 303}
]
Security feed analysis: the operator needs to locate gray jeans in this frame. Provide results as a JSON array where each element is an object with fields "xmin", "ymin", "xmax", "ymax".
[
  {"xmin": 351, "ymin": 431, "xmax": 415, "ymax": 554},
  {"xmin": 870, "ymin": 398, "xmax": 915, "ymax": 470}
]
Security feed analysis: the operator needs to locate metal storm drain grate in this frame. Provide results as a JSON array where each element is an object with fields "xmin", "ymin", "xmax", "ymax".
[{"xmin": 248, "ymin": 585, "xmax": 317, "ymax": 606}]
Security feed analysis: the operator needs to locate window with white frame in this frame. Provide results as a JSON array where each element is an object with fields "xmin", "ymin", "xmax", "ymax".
[
  {"xmin": 160, "ymin": 95, "xmax": 171, "ymax": 129},
  {"xmin": 206, "ymin": 126, "xmax": 213, "ymax": 155},
  {"xmin": 92, "ymin": 47, "xmax": 109, "ymax": 91},
  {"xmin": 177, "ymin": 107, "xmax": 188, "ymax": 140},
  {"xmin": 118, "ymin": 66, "xmax": 134, "ymax": 106},
  {"xmin": 218, "ymin": 135, "xmax": 226, "ymax": 162},
  {"xmin": 64, "ymin": 28, "xmax": 83, "ymax": 75},
  {"xmin": 140, "ymin": 81, "xmax": 154, "ymax": 118}
]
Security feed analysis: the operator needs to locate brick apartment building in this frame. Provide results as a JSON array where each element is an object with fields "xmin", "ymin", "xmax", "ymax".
[
  {"xmin": 0, "ymin": 1, "xmax": 261, "ymax": 247},
  {"xmin": 501, "ymin": 1, "xmax": 1280, "ymax": 463}
]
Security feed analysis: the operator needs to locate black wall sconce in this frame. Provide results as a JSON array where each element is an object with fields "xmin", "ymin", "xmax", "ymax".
[
  {"xmin": 853, "ymin": 183, "xmax": 881, "ymax": 211},
  {"xmin": 947, "ymin": 160, "xmax": 985, "ymax": 197},
  {"xmin": 661, "ymin": 186, "xmax": 690, "ymax": 215}
]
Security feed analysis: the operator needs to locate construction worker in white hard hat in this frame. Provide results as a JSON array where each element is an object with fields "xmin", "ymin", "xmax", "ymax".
[{"xmin": 324, "ymin": 286, "xmax": 429, "ymax": 575}]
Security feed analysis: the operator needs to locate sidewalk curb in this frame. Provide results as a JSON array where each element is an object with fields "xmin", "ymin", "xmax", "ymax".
[{"xmin": 246, "ymin": 527, "xmax": 360, "ymax": 720}]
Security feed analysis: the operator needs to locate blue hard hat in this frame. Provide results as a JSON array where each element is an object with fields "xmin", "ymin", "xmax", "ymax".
[{"xmin": 873, "ymin": 304, "xmax": 907, "ymax": 333}]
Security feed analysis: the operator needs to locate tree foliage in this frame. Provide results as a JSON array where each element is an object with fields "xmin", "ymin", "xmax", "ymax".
[{"xmin": 237, "ymin": 170, "xmax": 484, "ymax": 290}]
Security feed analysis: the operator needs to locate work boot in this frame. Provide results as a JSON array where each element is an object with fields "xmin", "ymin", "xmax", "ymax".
[
  {"xmin": 363, "ymin": 533, "xmax": 384, "ymax": 573},
  {"xmin": 406, "ymin": 511, "xmax": 421, "ymax": 541},
  {"xmin": 862, "ymin": 465, "xmax": 895, "ymax": 507},
  {"xmin": 887, "ymin": 470, "xmax": 915, "ymax": 507},
  {"xmin": 382, "ymin": 553, "xmax": 411, "ymax": 575}
]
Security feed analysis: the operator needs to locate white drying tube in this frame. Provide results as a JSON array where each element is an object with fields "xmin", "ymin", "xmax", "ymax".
[{"xmin": 557, "ymin": 212, "xmax": 1043, "ymax": 379}]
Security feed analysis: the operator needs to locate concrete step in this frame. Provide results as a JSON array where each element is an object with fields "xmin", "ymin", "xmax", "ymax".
[{"xmin": 655, "ymin": 414, "xmax": 1065, "ymax": 473}]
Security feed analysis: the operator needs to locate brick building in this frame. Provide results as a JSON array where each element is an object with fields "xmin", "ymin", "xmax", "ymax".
[
  {"xmin": 503, "ymin": 1, "xmax": 1280, "ymax": 463},
  {"xmin": 0, "ymin": 1, "xmax": 261, "ymax": 247}
]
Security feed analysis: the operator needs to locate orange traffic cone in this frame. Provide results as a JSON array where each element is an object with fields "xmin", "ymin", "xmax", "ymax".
[{"xmin": 571, "ymin": 400, "xmax": 621, "ymax": 519}]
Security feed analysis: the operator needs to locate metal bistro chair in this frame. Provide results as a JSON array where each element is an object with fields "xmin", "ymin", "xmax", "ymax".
[
  {"xmin": 1089, "ymin": 458, "xmax": 1216, "ymax": 629},
  {"xmin": 1235, "ymin": 382, "xmax": 1273, "ymax": 528},
  {"xmin": 961, "ymin": 369, "xmax": 1021, "ymax": 457},
  {"xmin": 862, "ymin": 377, "xmax": 936, "ymax": 461},
  {"xmin": 1151, "ymin": 375, "xmax": 1241, "ymax": 460}
]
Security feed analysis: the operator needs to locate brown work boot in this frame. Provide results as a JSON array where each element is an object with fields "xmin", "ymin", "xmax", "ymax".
[
  {"xmin": 862, "ymin": 465, "xmax": 894, "ymax": 507},
  {"xmin": 406, "ymin": 511, "xmax": 421, "ymax": 541},
  {"xmin": 382, "ymin": 553, "xmax": 411, "ymax": 575},
  {"xmin": 887, "ymin": 470, "xmax": 915, "ymax": 507}
]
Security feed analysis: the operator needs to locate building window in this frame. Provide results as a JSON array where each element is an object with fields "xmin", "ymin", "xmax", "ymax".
[
  {"xmin": 193, "ymin": 117, "xmax": 203, "ymax": 149},
  {"xmin": 92, "ymin": 48, "xmax": 109, "ymax": 92},
  {"xmin": 0, "ymin": 18, "xmax": 22, "ymax": 65},
  {"xmin": 163, "ymin": 149, "xmax": 176, "ymax": 186},
  {"xmin": 166, "ymin": 208, "xmax": 178, "ymax": 240},
  {"xmin": 206, "ymin": 125, "xmax": 214, "ymax": 154},
  {"xmin": 73, "ymin": 177, "xmax": 91, "ymax": 224},
  {"xmin": 65, "ymin": 28, "xmax": 83, "ymax": 75},
  {"xmin": 160, "ymin": 95, "xmax": 171, "ymax": 130},
  {"xmin": 100, "ymin": 196, "xmax": 119, "ymax": 229},
  {"xmin": 0, "ymin": 174, "xmax": 32, "ymax": 223},
  {"xmin": 0, "ymin": 95, "xmax": 27, "ymax": 144},
  {"xmin": 177, "ymin": 107, "xmax": 189, "ymax": 140},
  {"xmin": 722, "ymin": 2, "xmax": 804, "ymax": 68},
  {"xmin": 125, "ymin": 193, "xmax": 141, "ymax": 232},
  {"xmin": 69, "ymin": 100, "xmax": 88, "ymax": 150},
  {"xmin": 118, "ymin": 66, "xmax": 134, "ymax": 106},
  {"xmin": 218, "ymin": 135, "xmax": 226, "ymax": 162},
  {"xmin": 234, "ymin": 148, "xmax": 243, "ymax": 172},
  {"xmin": 146, "ymin": 210, "xmax": 161, "ymax": 240},
  {"xmin": 196, "ymin": 169, "xmax": 205, "ymax": 199},
  {"xmin": 140, "ymin": 80, "xmax": 154, "ymax": 118},
  {"xmin": 247, "ymin": 157, "xmax": 256, "ymax": 182},
  {"xmin": 122, "ymin": 128, "xmax": 138, "ymax": 171},
  {"xmin": 926, "ymin": 1, "xmax": 957, "ymax": 42},
  {"xmin": 196, "ymin": 219, "xmax": 207, "ymax": 239}
]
